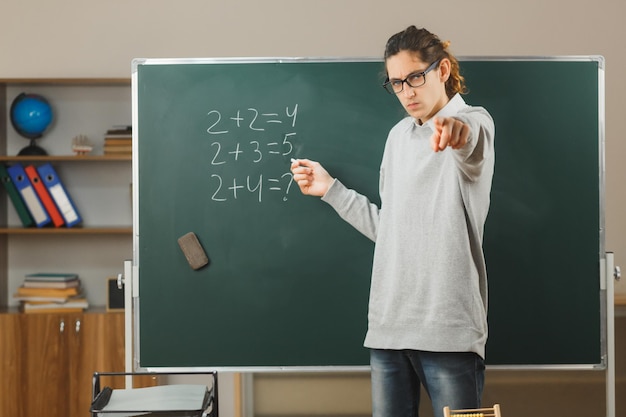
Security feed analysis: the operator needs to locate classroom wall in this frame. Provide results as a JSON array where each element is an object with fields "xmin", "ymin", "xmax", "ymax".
[{"xmin": 2, "ymin": 1, "xmax": 625, "ymax": 416}]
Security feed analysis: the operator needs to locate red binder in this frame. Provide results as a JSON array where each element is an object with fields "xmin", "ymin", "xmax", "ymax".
[{"xmin": 24, "ymin": 165, "xmax": 65, "ymax": 227}]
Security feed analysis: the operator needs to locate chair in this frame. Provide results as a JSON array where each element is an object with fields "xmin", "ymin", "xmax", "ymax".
[{"xmin": 443, "ymin": 404, "xmax": 501, "ymax": 417}]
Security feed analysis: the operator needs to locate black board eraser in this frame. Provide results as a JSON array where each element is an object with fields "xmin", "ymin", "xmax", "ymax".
[{"xmin": 178, "ymin": 232, "xmax": 210, "ymax": 270}]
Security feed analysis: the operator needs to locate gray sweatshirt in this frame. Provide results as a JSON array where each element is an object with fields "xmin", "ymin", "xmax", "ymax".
[{"xmin": 321, "ymin": 94, "xmax": 495, "ymax": 358}]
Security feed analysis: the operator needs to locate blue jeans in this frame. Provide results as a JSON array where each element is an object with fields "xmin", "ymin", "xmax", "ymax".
[{"xmin": 370, "ymin": 349, "xmax": 485, "ymax": 417}]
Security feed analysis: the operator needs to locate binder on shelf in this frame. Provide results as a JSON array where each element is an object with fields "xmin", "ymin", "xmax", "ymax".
[
  {"xmin": 25, "ymin": 165, "xmax": 65, "ymax": 227},
  {"xmin": 0, "ymin": 163, "xmax": 34, "ymax": 227},
  {"xmin": 37, "ymin": 163, "xmax": 82, "ymax": 227},
  {"xmin": 6, "ymin": 163, "xmax": 51, "ymax": 227}
]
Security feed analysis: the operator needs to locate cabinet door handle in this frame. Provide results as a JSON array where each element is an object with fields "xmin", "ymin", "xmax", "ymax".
[
  {"xmin": 75, "ymin": 319, "xmax": 81, "ymax": 333},
  {"xmin": 59, "ymin": 319, "xmax": 65, "ymax": 333}
]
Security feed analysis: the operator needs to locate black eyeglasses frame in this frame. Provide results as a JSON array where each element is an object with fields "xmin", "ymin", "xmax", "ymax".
[{"xmin": 382, "ymin": 59, "xmax": 442, "ymax": 95}]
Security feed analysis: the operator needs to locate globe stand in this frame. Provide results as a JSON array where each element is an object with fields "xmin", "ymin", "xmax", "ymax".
[{"xmin": 18, "ymin": 139, "xmax": 47, "ymax": 156}]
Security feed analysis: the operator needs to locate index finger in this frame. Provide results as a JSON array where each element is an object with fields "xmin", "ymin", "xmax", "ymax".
[{"xmin": 437, "ymin": 118, "xmax": 455, "ymax": 150}]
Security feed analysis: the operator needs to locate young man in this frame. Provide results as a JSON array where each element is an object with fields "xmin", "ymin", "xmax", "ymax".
[{"xmin": 291, "ymin": 26, "xmax": 495, "ymax": 417}]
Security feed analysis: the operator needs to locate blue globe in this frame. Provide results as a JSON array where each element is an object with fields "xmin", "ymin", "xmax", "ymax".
[{"xmin": 10, "ymin": 93, "xmax": 53, "ymax": 139}]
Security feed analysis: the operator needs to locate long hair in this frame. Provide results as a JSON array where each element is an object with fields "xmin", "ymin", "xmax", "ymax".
[{"xmin": 384, "ymin": 26, "xmax": 467, "ymax": 98}]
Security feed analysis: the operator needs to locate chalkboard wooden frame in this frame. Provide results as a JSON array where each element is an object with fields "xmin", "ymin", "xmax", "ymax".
[{"xmin": 131, "ymin": 56, "xmax": 605, "ymax": 370}]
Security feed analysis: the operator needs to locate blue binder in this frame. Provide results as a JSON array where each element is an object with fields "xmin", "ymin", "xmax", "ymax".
[
  {"xmin": 6, "ymin": 163, "xmax": 50, "ymax": 227},
  {"xmin": 0, "ymin": 163, "xmax": 34, "ymax": 227},
  {"xmin": 37, "ymin": 163, "xmax": 82, "ymax": 227}
]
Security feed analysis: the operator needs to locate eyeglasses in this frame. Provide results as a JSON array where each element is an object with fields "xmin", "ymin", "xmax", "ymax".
[{"xmin": 382, "ymin": 59, "xmax": 441, "ymax": 95}]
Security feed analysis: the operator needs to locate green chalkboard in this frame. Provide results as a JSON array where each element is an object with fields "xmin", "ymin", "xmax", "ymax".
[{"xmin": 133, "ymin": 57, "xmax": 603, "ymax": 368}]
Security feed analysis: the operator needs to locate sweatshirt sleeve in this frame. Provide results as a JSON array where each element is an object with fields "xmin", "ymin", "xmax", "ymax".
[
  {"xmin": 321, "ymin": 178, "xmax": 380, "ymax": 242},
  {"xmin": 452, "ymin": 107, "xmax": 495, "ymax": 182}
]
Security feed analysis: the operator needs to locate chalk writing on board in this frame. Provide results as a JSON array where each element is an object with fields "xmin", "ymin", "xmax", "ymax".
[
  {"xmin": 210, "ymin": 172, "xmax": 294, "ymax": 203},
  {"xmin": 206, "ymin": 105, "xmax": 299, "ymax": 203},
  {"xmin": 210, "ymin": 134, "xmax": 296, "ymax": 165},
  {"xmin": 206, "ymin": 105, "xmax": 298, "ymax": 134}
]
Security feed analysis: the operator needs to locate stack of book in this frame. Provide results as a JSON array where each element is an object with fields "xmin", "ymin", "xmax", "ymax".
[
  {"xmin": 0, "ymin": 162, "xmax": 82, "ymax": 228},
  {"xmin": 104, "ymin": 125, "xmax": 132, "ymax": 156},
  {"xmin": 13, "ymin": 273, "xmax": 89, "ymax": 313}
]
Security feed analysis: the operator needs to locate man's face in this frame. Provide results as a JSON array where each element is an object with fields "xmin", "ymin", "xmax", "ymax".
[{"xmin": 385, "ymin": 50, "xmax": 449, "ymax": 124}]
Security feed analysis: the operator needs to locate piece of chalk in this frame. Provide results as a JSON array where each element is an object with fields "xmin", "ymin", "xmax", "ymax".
[{"xmin": 290, "ymin": 158, "xmax": 297, "ymax": 163}]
